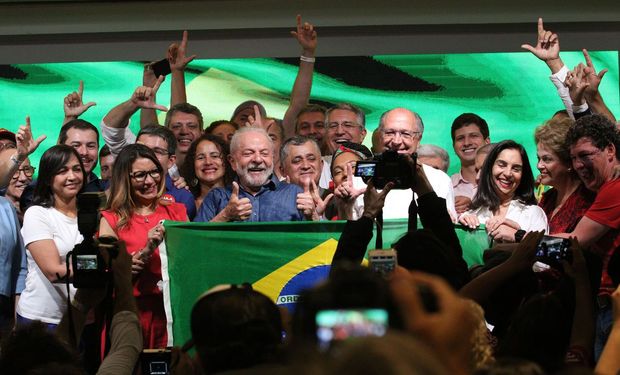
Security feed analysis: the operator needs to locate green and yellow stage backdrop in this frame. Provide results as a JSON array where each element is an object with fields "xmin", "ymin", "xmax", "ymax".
[
  {"xmin": 160, "ymin": 220, "xmax": 490, "ymax": 347},
  {"xmin": 1, "ymin": 51, "xmax": 618, "ymax": 177}
]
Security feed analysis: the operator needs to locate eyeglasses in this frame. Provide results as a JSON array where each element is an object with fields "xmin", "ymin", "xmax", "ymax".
[
  {"xmin": 382, "ymin": 129, "xmax": 420, "ymax": 140},
  {"xmin": 0, "ymin": 142, "xmax": 16, "ymax": 151},
  {"xmin": 130, "ymin": 169, "xmax": 162, "ymax": 182},
  {"xmin": 12, "ymin": 166, "xmax": 35, "ymax": 179},
  {"xmin": 151, "ymin": 147, "xmax": 170, "ymax": 157},
  {"xmin": 327, "ymin": 121, "xmax": 361, "ymax": 131},
  {"xmin": 195, "ymin": 152, "xmax": 222, "ymax": 161},
  {"xmin": 570, "ymin": 150, "xmax": 602, "ymax": 164}
]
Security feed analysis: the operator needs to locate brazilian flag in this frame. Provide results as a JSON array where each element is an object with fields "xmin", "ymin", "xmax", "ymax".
[{"xmin": 160, "ymin": 220, "xmax": 489, "ymax": 346}]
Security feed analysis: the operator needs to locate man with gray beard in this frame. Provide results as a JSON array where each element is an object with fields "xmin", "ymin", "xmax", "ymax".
[{"xmin": 195, "ymin": 127, "xmax": 307, "ymax": 222}]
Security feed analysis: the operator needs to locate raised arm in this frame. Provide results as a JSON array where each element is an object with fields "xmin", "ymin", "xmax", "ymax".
[
  {"xmin": 102, "ymin": 76, "xmax": 167, "ymax": 129},
  {"xmin": 521, "ymin": 17, "xmax": 564, "ymax": 74},
  {"xmin": 168, "ymin": 30, "xmax": 196, "ymax": 106},
  {"xmin": 459, "ymin": 231, "xmax": 543, "ymax": 304},
  {"xmin": 139, "ymin": 63, "xmax": 161, "ymax": 128},
  {"xmin": 63, "ymin": 81, "xmax": 96, "ymax": 125},
  {"xmin": 282, "ymin": 15, "xmax": 317, "ymax": 139},
  {"xmin": 521, "ymin": 18, "xmax": 574, "ymax": 118},
  {"xmin": 581, "ymin": 49, "xmax": 616, "ymax": 123},
  {"xmin": 0, "ymin": 117, "xmax": 46, "ymax": 189}
]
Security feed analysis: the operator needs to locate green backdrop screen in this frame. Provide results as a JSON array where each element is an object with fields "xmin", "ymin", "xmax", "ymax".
[{"xmin": 0, "ymin": 51, "xmax": 618, "ymax": 176}]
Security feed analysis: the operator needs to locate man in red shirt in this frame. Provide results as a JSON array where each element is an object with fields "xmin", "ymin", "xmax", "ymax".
[{"xmin": 562, "ymin": 114, "xmax": 620, "ymax": 359}]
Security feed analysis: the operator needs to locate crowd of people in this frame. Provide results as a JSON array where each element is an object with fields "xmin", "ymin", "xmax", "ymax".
[{"xmin": 0, "ymin": 15, "xmax": 619, "ymax": 375}]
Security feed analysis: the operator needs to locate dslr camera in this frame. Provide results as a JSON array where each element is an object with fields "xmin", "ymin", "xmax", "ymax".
[
  {"xmin": 354, "ymin": 150, "xmax": 415, "ymax": 189},
  {"xmin": 72, "ymin": 192, "xmax": 120, "ymax": 288}
]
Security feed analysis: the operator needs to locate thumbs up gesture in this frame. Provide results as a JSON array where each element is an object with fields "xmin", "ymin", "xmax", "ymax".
[
  {"xmin": 296, "ymin": 180, "xmax": 316, "ymax": 219},
  {"xmin": 222, "ymin": 181, "xmax": 253, "ymax": 221}
]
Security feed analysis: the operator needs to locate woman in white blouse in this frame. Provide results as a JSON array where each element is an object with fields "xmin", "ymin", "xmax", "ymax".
[
  {"xmin": 17, "ymin": 145, "xmax": 85, "ymax": 329},
  {"xmin": 459, "ymin": 140, "xmax": 548, "ymax": 243}
]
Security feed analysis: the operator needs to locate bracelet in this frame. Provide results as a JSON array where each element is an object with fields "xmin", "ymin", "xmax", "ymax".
[{"xmin": 300, "ymin": 55, "xmax": 316, "ymax": 63}]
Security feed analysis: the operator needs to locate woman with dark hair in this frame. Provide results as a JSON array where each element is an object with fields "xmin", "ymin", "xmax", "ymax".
[
  {"xmin": 17, "ymin": 145, "xmax": 86, "ymax": 329},
  {"xmin": 99, "ymin": 143, "xmax": 187, "ymax": 348},
  {"xmin": 459, "ymin": 140, "xmax": 547, "ymax": 243},
  {"xmin": 535, "ymin": 118, "xmax": 594, "ymax": 233},
  {"xmin": 180, "ymin": 134, "xmax": 233, "ymax": 211}
]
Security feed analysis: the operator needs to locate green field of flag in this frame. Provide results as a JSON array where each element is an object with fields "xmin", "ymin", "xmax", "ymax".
[{"xmin": 160, "ymin": 220, "xmax": 490, "ymax": 346}]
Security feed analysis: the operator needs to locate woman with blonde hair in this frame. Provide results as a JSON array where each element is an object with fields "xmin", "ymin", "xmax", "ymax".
[
  {"xmin": 534, "ymin": 118, "xmax": 594, "ymax": 233},
  {"xmin": 99, "ymin": 143, "xmax": 187, "ymax": 348}
]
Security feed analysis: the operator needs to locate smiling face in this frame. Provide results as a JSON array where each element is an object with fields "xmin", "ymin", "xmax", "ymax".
[
  {"xmin": 536, "ymin": 142, "xmax": 569, "ymax": 187},
  {"xmin": 168, "ymin": 111, "xmax": 202, "ymax": 155},
  {"xmin": 453, "ymin": 124, "xmax": 489, "ymax": 165},
  {"xmin": 52, "ymin": 154, "xmax": 84, "ymax": 202},
  {"xmin": 194, "ymin": 139, "xmax": 225, "ymax": 186},
  {"xmin": 130, "ymin": 157, "xmax": 162, "ymax": 206},
  {"xmin": 230, "ymin": 130, "xmax": 274, "ymax": 193},
  {"xmin": 381, "ymin": 108, "xmax": 421, "ymax": 155},
  {"xmin": 64, "ymin": 128, "xmax": 98, "ymax": 174},
  {"xmin": 7, "ymin": 158, "xmax": 32, "ymax": 201},
  {"xmin": 331, "ymin": 152, "xmax": 361, "ymax": 188},
  {"xmin": 326, "ymin": 109, "xmax": 366, "ymax": 154},
  {"xmin": 297, "ymin": 111, "xmax": 326, "ymax": 144},
  {"xmin": 281, "ymin": 141, "xmax": 323, "ymax": 187},
  {"xmin": 137, "ymin": 134, "xmax": 174, "ymax": 176},
  {"xmin": 570, "ymin": 137, "xmax": 615, "ymax": 192},
  {"xmin": 491, "ymin": 148, "xmax": 523, "ymax": 202}
]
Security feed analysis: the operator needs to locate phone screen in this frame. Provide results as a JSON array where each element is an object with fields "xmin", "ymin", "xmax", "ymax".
[
  {"xmin": 315, "ymin": 309, "xmax": 388, "ymax": 351},
  {"xmin": 354, "ymin": 161, "xmax": 377, "ymax": 177},
  {"xmin": 151, "ymin": 58, "xmax": 172, "ymax": 78}
]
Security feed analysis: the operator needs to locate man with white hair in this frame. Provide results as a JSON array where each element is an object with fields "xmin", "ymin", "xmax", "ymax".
[
  {"xmin": 195, "ymin": 127, "xmax": 307, "ymax": 222},
  {"xmin": 376, "ymin": 108, "xmax": 456, "ymax": 219}
]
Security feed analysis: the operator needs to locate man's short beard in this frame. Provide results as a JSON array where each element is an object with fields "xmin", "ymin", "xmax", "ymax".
[{"xmin": 238, "ymin": 163, "xmax": 273, "ymax": 189}]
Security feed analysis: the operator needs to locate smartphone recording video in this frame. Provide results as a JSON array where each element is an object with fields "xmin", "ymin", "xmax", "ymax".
[
  {"xmin": 315, "ymin": 309, "xmax": 388, "ymax": 351},
  {"xmin": 534, "ymin": 235, "xmax": 571, "ymax": 268}
]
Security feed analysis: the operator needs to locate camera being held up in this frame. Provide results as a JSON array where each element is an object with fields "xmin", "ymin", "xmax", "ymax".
[
  {"xmin": 72, "ymin": 192, "xmax": 120, "ymax": 288},
  {"xmin": 354, "ymin": 150, "xmax": 415, "ymax": 189}
]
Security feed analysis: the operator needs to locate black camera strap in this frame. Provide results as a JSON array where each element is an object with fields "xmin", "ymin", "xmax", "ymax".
[
  {"xmin": 64, "ymin": 252, "xmax": 78, "ymax": 348},
  {"xmin": 375, "ymin": 209, "xmax": 383, "ymax": 249},
  {"xmin": 408, "ymin": 197, "xmax": 418, "ymax": 234}
]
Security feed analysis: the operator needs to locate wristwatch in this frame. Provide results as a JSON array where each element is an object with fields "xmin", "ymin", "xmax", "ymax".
[{"xmin": 514, "ymin": 229, "xmax": 526, "ymax": 243}]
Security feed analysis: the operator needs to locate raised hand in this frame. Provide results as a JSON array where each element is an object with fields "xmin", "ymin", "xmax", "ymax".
[
  {"xmin": 168, "ymin": 30, "xmax": 197, "ymax": 72},
  {"xmin": 565, "ymin": 63, "xmax": 589, "ymax": 105},
  {"xmin": 245, "ymin": 105, "xmax": 265, "ymax": 128},
  {"xmin": 334, "ymin": 162, "xmax": 367, "ymax": 201},
  {"xmin": 16, "ymin": 116, "xmax": 46, "ymax": 159},
  {"xmin": 297, "ymin": 180, "xmax": 317, "ymax": 220},
  {"xmin": 222, "ymin": 181, "xmax": 253, "ymax": 221},
  {"xmin": 131, "ymin": 75, "xmax": 168, "ymax": 111},
  {"xmin": 521, "ymin": 18, "xmax": 560, "ymax": 62},
  {"xmin": 362, "ymin": 179, "xmax": 393, "ymax": 219},
  {"xmin": 143, "ymin": 62, "xmax": 159, "ymax": 87},
  {"xmin": 290, "ymin": 14, "xmax": 317, "ymax": 56},
  {"xmin": 64, "ymin": 80, "xmax": 96, "ymax": 119},
  {"xmin": 581, "ymin": 49, "xmax": 608, "ymax": 100},
  {"xmin": 310, "ymin": 180, "xmax": 333, "ymax": 217},
  {"xmin": 390, "ymin": 271, "xmax": 477, "ymax": 374}
]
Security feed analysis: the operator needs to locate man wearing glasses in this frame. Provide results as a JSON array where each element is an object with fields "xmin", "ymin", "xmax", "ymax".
[
  {"xmin": 557, "ymin": 114, "xmax": 620, "ymax": 359},
  {"xmin": 376, "ymin": 108, "xmax": 456, "ymax": 220},
  {"xmin": 135, "ymin": 126, "xmax": 196, "ymax": 220},
  {"xmin": 318, "ymin": 103, "xmax": 367, "ymax": 189},
  {"xmin": 1, "ymin": 128, "xmax": 36, "ymax": 221}
]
